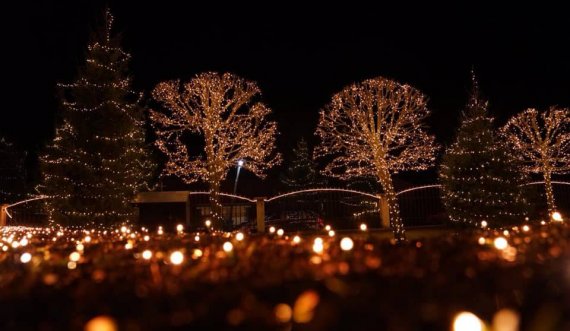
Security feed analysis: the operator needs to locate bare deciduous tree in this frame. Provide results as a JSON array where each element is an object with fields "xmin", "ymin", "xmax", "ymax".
[
  {"xmin": 315, "ymin": 77, "xmax": 438, "ymax": 241},
  {"xmin": 501, "ymin": 107, "xmax": 570, "ymax": 215},
  {"xmin": 150, "ymin": 72, "xmax": 281, "ymax": 225}
]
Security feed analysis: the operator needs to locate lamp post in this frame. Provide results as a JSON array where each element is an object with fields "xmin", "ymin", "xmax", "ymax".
[{"xmin": 230, "ymin": 160, "xmax": 244, "ymax": 227}]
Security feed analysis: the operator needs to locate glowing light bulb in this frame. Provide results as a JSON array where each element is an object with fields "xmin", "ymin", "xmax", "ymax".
[
  {"xmin": 453, "ymin": 312, "xmax": 483, "ymax": 331},
  {"xmin": 494, "ymin": 237, "xmax": 508, "ymax": 250},
  {"xmin": 205, "ymin": 220, "xmax": 212, "ymax": 228},
  {"xmin": 312, "ymin": 238, "xmax": 324, "ymax": 254},
  {"xmin": 144, "ymin": 235, "xmax": 150, "ymax": 241},
  {"xmin": 360, "ymin": 223, "xmax": 367, "ymax": 231},
  {"xmin": 480, "ymin": 221, "xmax": 488, "ymax": 228},
  {"xmin": 478, "ymin": 237, "xmax": 486, "ymax": 245},
  {"xmin": 328, "ymin": 230, "xmax": 335, "ymax": 237},
  {"xmin": 340, "ymin": 237, "xmax": 354, "ymax": 251},
  {"xmin": 69, "ymin": 251, "xmax": 81, "ymax": 262},
  {"xmin": 223, "ymin": 241, "xmax": 233, "ymax": 252},
  {"xmin": 551, "ymin": 211, "xmax": 563, "ymax": 222},
  {"xmin": 194, "ymin": 235, "xmax": 200, "ymax": 242},
  {"xmin": 170, "ymin": 251, "xmax": 184, "ymax": 265},
  {"xmin": 176, "ymin": 224, "xmax": 184, "ymax": 232},
  {"xmin": 84, "ymin": 236, "xmax": 92, "ymax": 243},
  {"xmin": 269, "ymin": 226, "xmax": 276, "ymax": 234},
  {"xmin": 325, "ymin": 225, "xmax": 331, "ymax": 231},
  {"xmin": 76, "ymin": 243, "xmax": 84, "ymax": 251},
  {"xmin": 522, "ymin": 225, "xmax": 530, "ymax": 232},
  {"xmin": 277, "ymin": 229, "xmax": 284, "ymax": 237},
  {"xmin": 142, "ymin": 250, "xmax": 152, "ymax": 260},
  {"xmin": 120, "ymin": 226, "xmax": 127, "ymax": 233},
  {"xmin": 235, "ymin": 232, "xmax": 244, "ymax": 241},
  {"xmin": 292, "ymin": 235, "xmax": 301, "ymax": 244},
  {"xmin": 20, "ymin": 252, "xmax": 32, "ymax": 263}
]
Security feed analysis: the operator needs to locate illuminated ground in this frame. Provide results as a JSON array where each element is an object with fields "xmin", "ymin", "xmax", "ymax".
[{"xmin": 0, "ymin": 223, "xmax": 568, "ymax": 331}]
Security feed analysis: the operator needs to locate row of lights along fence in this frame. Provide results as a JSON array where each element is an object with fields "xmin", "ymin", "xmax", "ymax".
[{"xmin": 2, "ymin": 181, "xmax": 569, "ymax": 231}]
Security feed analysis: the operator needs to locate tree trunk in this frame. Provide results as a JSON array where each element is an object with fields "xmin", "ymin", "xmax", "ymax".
[
  {"xmin": 378, "ymin": 169, "xmax": 406, "ymax": 242},
  {"xmin": 209, "ymin": 180, "xmax": 223, "ymax": 228},
  {"xmin": 543, "ymin": 170, "xmax": 556, "ymax": 218}
]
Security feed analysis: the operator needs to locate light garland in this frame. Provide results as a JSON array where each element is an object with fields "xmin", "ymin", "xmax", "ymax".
[
  {"xmin": 501, "ymin": 106, "xmax": 570, "ymax": 216},
  {"xmin": 150, "ymin": 72, "xmax": 281, "ymax": 225},
  {"xmin": 314, "ymin": 76, "xmax": 439, "ymax": 242}
]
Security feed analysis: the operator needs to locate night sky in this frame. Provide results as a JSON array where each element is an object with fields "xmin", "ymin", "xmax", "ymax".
[{"xmin": 2, "ymin": 1, "xmax": 569, "ymax": 191}]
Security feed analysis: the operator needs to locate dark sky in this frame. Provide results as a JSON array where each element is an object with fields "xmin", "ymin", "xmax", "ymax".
[{"xmin": 2, "ymin": 1, "xmax": 569, "ymax": 190}]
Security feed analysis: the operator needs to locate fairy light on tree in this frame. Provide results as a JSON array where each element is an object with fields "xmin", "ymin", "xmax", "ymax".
[
  {"xmin": 501, "ymin": 106, "xmax": 569, "ymax": 216},
  {"xmin": 315, "ymin": 77, "xmax": 438, "ymax": 242},
  {"xmin": 38, "ymin": 8, "xmax": 154, "ymax": 224},
  {"xmin": 440, "ymin": 71, "xmax": 527, "ymax": 227},
  {"xmin": 150, "ymin": 72, "xmax": 281, "ymax": 225}
]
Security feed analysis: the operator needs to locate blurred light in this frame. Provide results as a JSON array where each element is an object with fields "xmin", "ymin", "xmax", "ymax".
[
  {"xmin": 492, "ymin": 308, "xmax": 520, "ymax": 331},
  {"xmin": 76, "ymin": 243, "xmax": 84, "ymax": 251},
  {"xmin": 481, "ymin": 221, "xmax": 488, "ymax": 228},
  {"xmin": 69, "ymin": 252, "xmax": 81, "ymax": 262},
  {"xmin": 453, "ymin": 311, "xmax": 483, "ymax": 331},
  {"xmin": 235, "ymin": 232, "xmax": 244, "ymax": 241},
  {"xmin": 328, "ymin": 230, "xmax": 335, "ymax": 237},
  {"xmin": 540, "ymin": 221, "xmax": 546, "ymax": 225},
  {"xmin": 144, "ymin": 235, "xmax": 150, "ymax": 241},
  {"xmin": 274, "ymin": 303, "xmax": 292, "ymax": 323},
  {"xmin": 205, "ymin": 220, "xmax": 212, "ymax": 228},
  {"xmin": 84, "ymin": 315, "xmax": 118, "ymax": 331},
  {"xmin": 552, "ymin": 211, "xmax": 563, "ymax": 222},
  {"xmin": 176, "ymin": 224, "xmax": 184, "ymax": 232},
  {"xmin": 340, "ymin": 237, "xmax": 354, "ymax": 251},
  {"xmin": 522, "ymin": 225, "xmax": 530, "ymax": 232},
  {"xmin": 478, "ymin": 237, "xmax": 486, "ymax": 245},
  {"xmin": 293, "ymin": 235, "xmax": 301, "ymax": 244},
  {"xmin": 67, "ymin": 261, "xmax": 77, "ymax": 270},
  {"xmin": 20, "ymin": 238, "xmax": 28, "ymax": 246},
  {"xmin": 494, "ymin": 237, "xmax": 508, "ymax": 250},
  {"xmin": 360, "ymin": 223, "xmax": 367, "ymax": 231},
  {"xmin": 20, "ymin": 252, "xmax": 32, "ymax": 263},
  {"xmin": 120, "ymin": 226, "xmax": 127, "ymax": 233},
  {"xmin": 124, "ymin": 242, "xmax": 133, "ymax": 250},
  {"xmin": 313, "ymin": 238, "xmax": 324, "ymax": 254},
  {"xmin": 223, "ymin": 241, "xmax": 233, "ymax": 252},
  {"xmin": 194, "ymin": 235, "xmax": 200, "ymax": 242},
  {"xmin": 503, "ymin": 230, "xmax": 509, "ymax": 236},
  {"xmin": 192, "ymin": 249, "xmax": 203, "ymax": 259},
  {"xmin": 325, "ymin": 225, "xmax": 331, "ymax": 231},
  {"xmin": 237, "ymin": 159, "xmax": 244, "ymax": 167},
  {"xmin": 277, "ymin": 229, "xmax": 284, "ymax": 237},
  {"xmin": 142, "ymin": 250, "xmax": 152, "ymax": 260},
  {"xmin": 170, "ymin": 251, "xmax": 184, "ymax": 265},
  {"xmin": 269, "ymin": 226, "xmax": 276, "ymax": 234},
  {"xmin": 84, "ymin": 236, "xmax": 92, "ymax": 243},
  {"xmin": 157, "ymin": 226, "xmax": 164, "ymax": 235},
  {"xmin": 293, "ymin": 290, "xmax": 320, "ymax": 323}
]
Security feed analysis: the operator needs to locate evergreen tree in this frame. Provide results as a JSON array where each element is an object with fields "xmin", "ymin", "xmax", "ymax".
[
  {"xmin": 281, "ymin": 138, "xmax": 321, "ymax": 190},
  {"xmin": 440, "ymin": 72, "xmax": 527, "ymax": 227},
  {"xmin": 39, "ymin": 9, "xmax": 154, "ymax": 224},
  {"xmin": 0, "ymin": 137, "xmax": 26, "ymax": 203}
]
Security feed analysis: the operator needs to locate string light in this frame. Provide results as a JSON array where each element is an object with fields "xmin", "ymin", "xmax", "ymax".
[
  {"xmin": 150, "ymin": 72, "xmax": 281, "ymax": 225},
  {"xmin": 501, "ymin": 107, "xmax": 570, "ymax": 215},
  {"xmin": 315, "ymin": 77, "xmax": 438, "ymax": 242}
]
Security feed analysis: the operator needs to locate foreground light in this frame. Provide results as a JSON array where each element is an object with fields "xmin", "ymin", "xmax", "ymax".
[
  {"xmin": 84, "ymin": 315, "xmax": 118, "ymax": 331},
  {"xmin": 340, "ymin": 237, "xmax": 354, "ymax": 251},
  {"xmin": 269, "ymin": 226, "xmax": 276, "ymax": 234},
  {"xmin": 453, "ymin": 311, "xmax": 483, "ymax": 331},
  {"xmin": 20, "ymin": 252, "xmax": 32, "ymax": 263},
  {"xmin": 494, "ymin": 237, "xmax": 508, "ymax": 250},
  {"xmin": 478, "ymin": 237, "xmax": 486, "ymax": 245},
  {"xmin": 551, "ymin": 211, "xmax": 563, "ymax": 222},
  {"xmin": 277, "ymin": 229, "xmax": 284, "ymax": 237},
  {"xmin": 325, "ymin": 225, "xmax": 331, "ymax": 231},
  {"xmin": 223, "ymin": 241, "xmax": 234, "ymax": 252},
  {"xmin": 170, "ymin": 251, "xmax": 184, "ymax": 265},
  {"xmin": 480, "ymin": 220, "xmax": 488, "ymax": 228},
  {"xmin": 69, "ymin": 252, "xmax": 81, "ymax": 262},
  {"xmin": 522, "ymin": 225, "xmax": 530, "ymax": 232},
  {"xmin": 292, "ymin": 235, "xmax": 301, "ymax": 244},
  {"xmin": 205, "ymin": 220, "xmax": 212, "ymax": 228},
  {"xmin": 194, "ymin": 235, "xmax": 200, "ymax": 242},
  {"xmin": 192, "ymin": 249, "xmax": 203, "ymax": 259},
  {"xmin": 235, "ymin": 232, "xmax": 244, "ymax": 241},
  {"xmin": 142, "ymin": 250, "xmax": 152, "ymax": 260},
  {"xmin": 360, "ymin": 223, "xmax": 367, "ymax": 231},
  {"xmin": 144, "ymin": 235, "xmax": 150, "ymax": 241},
  {"xmin": 176, "ymin": 224, "xmax": 184, "ymax": 232},
  {"xmin": 328, "ymin": 230, "xmax": 335, "ymax": 237},
  {"xmin": 492, "ymin": 308, "xmax": 519, "ymax": 331},
  {"xmin": 312, "ymin": 238, "xmax": 324, "ymax": 254},
  {"xmin": 274, "ymin": 303, "xmax": 292, "ymax": 323},
  {"xmin": 84, "ymin": 236, "xmax": 92, "ymax": 243}
]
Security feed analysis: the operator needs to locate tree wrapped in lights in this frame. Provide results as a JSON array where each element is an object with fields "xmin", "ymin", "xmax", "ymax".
[
  {"xmin": 39, "ymin": 9, "xmax": 154, "ymax": 224},
  {"xmin": 440, "ymin": 74, "xmax": 527, "ymax": 226},
  {"xmin": 315, "ymin": 77, "xmax": 438, "ymax": 241},
  {"xmin": 150, "ymin": 72, "xmax": 281, "ymax": 225},
  {"xmin": 280, "ymin": 138, "xmax": 322, "ymax": 190},
  {"xmin": 501, "ymin": 107, "xmax": 570, "ymax": 216}
]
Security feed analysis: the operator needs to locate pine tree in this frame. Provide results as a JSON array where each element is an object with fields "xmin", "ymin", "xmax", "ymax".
[
  {"xmin": 280, "ymin": 138, "xmax": 321, "ymax": 190},
  {"xmin": 39, "ymin": 9, "xmax": 154, "ymax": 225},
  {"xmin": 440, "ymin": 72, "xmax": 527, "ymax": 227},
  {"xmin": 0, "ymin": 137, "xmax": 26, "ymax": 203}
]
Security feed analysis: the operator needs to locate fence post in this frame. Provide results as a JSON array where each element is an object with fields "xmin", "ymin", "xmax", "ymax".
[
  {"xmin": 378, "ymin": 195, "xmax": 390, "ymax": 228},
  {"xmin": 0, "ymin": 204, "xmax": 8, "ymax": 227},
  {"xmin": 255, "ymin": 197, "xmax": 265, "ymax": 233}
]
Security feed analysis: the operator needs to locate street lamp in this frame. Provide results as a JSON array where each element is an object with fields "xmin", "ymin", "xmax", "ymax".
[{"xmin": 230, "ymin": 160, "xmax": 245, "ymax": 226}]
